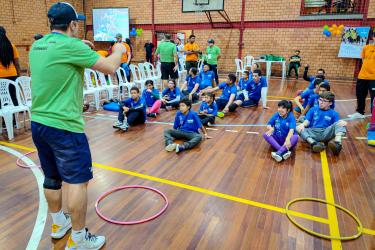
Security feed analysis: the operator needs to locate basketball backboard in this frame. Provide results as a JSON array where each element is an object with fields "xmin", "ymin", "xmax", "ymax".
[{"xmin": 182, "ymin": 0, "xmax": 224, "ymax": 13}]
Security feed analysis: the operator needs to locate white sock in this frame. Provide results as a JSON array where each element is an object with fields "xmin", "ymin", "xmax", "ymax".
[
  {"xmin": 72, "ymin": 228, "xmax": 86, "ymax": 242},
  {"xmin": 50, "ymin": 210, "xmax": 66, "ymax": 225}
]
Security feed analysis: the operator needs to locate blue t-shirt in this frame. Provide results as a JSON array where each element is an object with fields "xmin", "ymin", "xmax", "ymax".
[
  {"xmin": 307, "ymin": 93, "xmax": 336, "ymax": 109},
  {"xmin": 173, "ymin": 110, "xmax": 202, "ymax": 134},
  {"xmin": 218, "ymin": 82, "xmax": 237, "ymax": 101},
  {"xmin": 307, "ymin": 77, "xmax": 329, "ymax": 90},
  {"xmin": 162, "ymin": 87, "xmax": 181, "ymax": 101},
  {"xmin": 246, "ymin": 77, "xmax": 268, "ymax": 102},
  {"xmin": 199, "ymin": 71, "xmax": 215, "ymax": 89},
  {"xmin": 142, "ymin": 88, "xmax": 160, "ymax": 107},
  {"xmin": 305, "ymin": 107, "xmax": 339, "ymax": 128},
  {"xmin": 122, "ymin": 97, "xmax": 147, "ymax": 119},
  {"xmin": 299, "ymin": 89, "xmax": 314, "ymax": 108},
  {"xmin": 268, "ymin": 112, "xmax": 297, "ymax": 140},
  {"xmin": 238, "ymin": 78, "xmax": 252, "ymax": 91},
  {"xmin": 199, "ymin": 101, "xmax": 218, "ymax": 116},
  {"xmin": 185, "ymin": 75, "xmax": 201, "ymax": 93}
]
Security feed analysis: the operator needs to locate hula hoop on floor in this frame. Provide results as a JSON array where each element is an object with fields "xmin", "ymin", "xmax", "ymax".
[
  {"xmin": 95, "ymin": 185, "xmax": 168, "ymax": 225},
  {"xmin": 16, "ymin": 151, "xmax": 41, "ymax": 169},
  {"xmin": 285, "ymin": 197, "xmax": 363, "ymax": 241}
]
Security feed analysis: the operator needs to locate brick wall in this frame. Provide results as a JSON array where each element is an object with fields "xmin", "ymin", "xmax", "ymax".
[
  {"xmin": 368, "ymin": 0, "xmax": 375, "ymax": 18},
  {"xmin": 246, "ymin": 0, "xmax": 302, "ymax": 21}
]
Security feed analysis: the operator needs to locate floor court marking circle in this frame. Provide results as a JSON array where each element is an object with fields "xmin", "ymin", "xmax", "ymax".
[
  {"xmin": 16, "ymin": 151, "xmax": 41, "ymax": 169},
  {"xmin": 95, "ymin": 185, "xmax": 169, "ymax": 225},
  {"xmin": 285, "ymin": 197, "xmax": 363, "ymax": 241}
]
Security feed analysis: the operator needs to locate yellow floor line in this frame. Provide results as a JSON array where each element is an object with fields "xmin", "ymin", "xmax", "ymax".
[
  {"xmin": 1, "ymin": 141, "xmax": 374, "ymax": 237},
  {"xmin": 267, "ymin": 95, "xmax": 294, "ymax": 100},
  {"xmin": 320, "ymin": 151, "xmax": 342, "ymax": 249}
]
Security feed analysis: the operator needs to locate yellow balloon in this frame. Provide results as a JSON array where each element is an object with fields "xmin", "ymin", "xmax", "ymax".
[
  {"xmin": 329, "ymin": 27, "xmax": 335, "ymax": 33},
  {"xmin": 332, "ymin": 24, "xmax": 338, "ymax": 29},
  {"xmin": 338, "ymin": 24, "xmax": 345, "ymax": 30}
]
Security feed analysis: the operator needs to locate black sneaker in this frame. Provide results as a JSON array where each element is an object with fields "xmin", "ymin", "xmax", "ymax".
[
  {"xmin": 328, "ymin": 141, "xmax": 342, "ymax": 155},
  {"xmin": 147, "ymin": 113, "xmax": 157, "ymax": 118},
  {"xmin": 311, "ymin": 142, "xmax": 325, "ymax": 153}
]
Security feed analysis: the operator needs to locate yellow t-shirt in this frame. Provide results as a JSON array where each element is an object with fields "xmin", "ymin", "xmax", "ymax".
[
  {"xmin": 184, "ymin": 42, "xmax": 200, "ymax": 62},
  {"xmin": 0, "ymin": 44, "xmax": 19, "ymax": 77},
  {"xmin": 358, "ymin": 44, "xmax": 375, "ymax": 80}
]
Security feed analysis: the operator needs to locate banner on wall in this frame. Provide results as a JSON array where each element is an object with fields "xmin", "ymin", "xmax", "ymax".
[{"xmin": 338, "ymin": 27, "xmax": 371, "ymax": 59}]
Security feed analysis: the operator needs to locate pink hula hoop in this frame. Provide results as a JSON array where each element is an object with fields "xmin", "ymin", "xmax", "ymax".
[
  {"xmin": 95, "ymin": 185, "xmax": 169, "ymax": 225},
  {"xmin": 16, "ymin": 151, "xmax": 41, "ymax": 169}
]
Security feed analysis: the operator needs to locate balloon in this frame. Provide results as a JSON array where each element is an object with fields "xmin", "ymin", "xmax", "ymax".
[
  {"xmin": 136, "ymin": 28, "xmax": 143, "ymax": 37},
  {"xmin": 328, "ymin": 27, "xmax": 334, "ymax": 33},
  {"xmin": 130, "ymin": 27, "xmax": 137, "ymax": 37},
  {"xmin": 323, "ymin": 30, "xmax": 331, "ymax": 37},
  {"xmin": 332, "ymin": 24, "xmax": 338, "ymax": 29},
  {"xmin": 338, "ymin": 24, "xmax": 345, "ymax": 30},
  {"xmin": 323, "ymin": 25, "xmax": 329, "ymax": 30}
]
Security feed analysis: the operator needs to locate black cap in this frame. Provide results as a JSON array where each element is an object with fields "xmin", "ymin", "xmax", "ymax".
[{"xmin": 48, "ymin": 2, "xmax": 85, "ymax": 25}]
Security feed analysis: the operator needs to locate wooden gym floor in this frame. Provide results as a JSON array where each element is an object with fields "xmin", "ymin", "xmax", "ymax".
[{"xmin": 0, "ymin": 77, "xmax": 374, "ymax": 250}]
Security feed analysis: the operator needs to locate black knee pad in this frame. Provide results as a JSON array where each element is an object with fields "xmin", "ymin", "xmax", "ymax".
[{"xmin": 43, "ymin": 177, "xmax": 62, "ymax": 190}]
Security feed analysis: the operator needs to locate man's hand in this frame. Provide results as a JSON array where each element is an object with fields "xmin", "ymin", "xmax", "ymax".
[
  {"xmin": 297, "ymin": 124, "xmax": 305, "ymax": 133},
  {"xmin": 337, "ymin": 120, "xmax": 347, "ymax": 127},
  {"xmin": 123, "ymin": 106, "xmax": 130, "ymax": 113},
  {"xmin": 204, "ymin": 134, "xmax": 212, "ymax": 139},
  {"xmin": 173, "ymin": 65, "xmax": 178, "ymax": 72},
  {"xmin": 265, "ymin": 126, "xmax": 274, "ymax": 136},
  {"xmin": 284, "ymin": 139, "xmax": 292, "ymax": 149},
  {"xmin": 82, "ymin": 40, "xmax": 95, "ymax": 49},
  {"xmin": 113, "ymin": 43, "xmax": 127, "ymax": 54},
  {"xmin": 146, "ymin": 88, "xmax": 152, "ymax": 93},
  {"xmin": 223, "ymin": 107, "xmax": 229, "ymax": 113}
]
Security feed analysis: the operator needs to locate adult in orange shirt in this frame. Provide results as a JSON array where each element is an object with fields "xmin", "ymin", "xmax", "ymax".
[
  {"xmin": 182, "ymin": 34, "xmax": 201, "ymax": 74},
  {"xmin": 348, "ymin": 31, "xmax": 375, "ymax": 119},
  {"xmin": 113, "ymin": 33, "xmax": 131, "ymax": 81},
  {"xmin": 0, "ymin": 26, "xmax": 21, "ymax": 107}
]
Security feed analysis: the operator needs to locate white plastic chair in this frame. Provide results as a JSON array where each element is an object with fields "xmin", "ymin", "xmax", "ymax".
[
  {"xmin": 16, "ymin": 76, "xmax": 32, "ymax": 108},
  {"xmin": 0, "ymin": 79, "xmax": 30, "ymax": 140},
  {"xmin": 197, "ymin": 59, "xmax": 204, "ymax": 72},
  {"xmin": 83, "ymin": 69, "xmax": 101, "ymax": 110},
  {"xmin": 129, "ymin": 64, "xmax": 146, "ymax": 92},
  {"xmin": 143, "ymin": 62, "xmax": 162, "ymax": 89},
  {"xmin": 116, "ymin": 67, "xmax": 134, "ymax": 100},
  {"xmin": 235, "ymin": 58, "xmax": 244, "ymax": 80},
  {"xmin": 178, "ymin": 58, "xmax": 187, "ymax": 88},
  {"xmin": 96, "ymin": 71, "xmax": 118, "ymax": 100},
  {"xmin": 244, "ymin": 55, "xmax": 254, "ymax": 69}
]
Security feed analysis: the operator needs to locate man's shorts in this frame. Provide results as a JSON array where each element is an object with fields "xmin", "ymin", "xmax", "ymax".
[
  {"xmin": 161, "ymin": 62, "xmax": 178, "ymax": 80},
  {"xmin": 31, "ymin": 121, "xmax": 93, "ymax": 184},
  {"xmin": 236, "ymin": 93, "xmax": 258, "ymax": 107}
]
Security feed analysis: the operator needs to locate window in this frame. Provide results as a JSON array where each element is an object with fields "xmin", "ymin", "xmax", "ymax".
[{"xmin": 301, "ymin": 0, "xmax": 364, "ymax": 15}]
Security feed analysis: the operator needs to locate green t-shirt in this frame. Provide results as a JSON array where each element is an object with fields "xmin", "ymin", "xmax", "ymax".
[
  {"xmin": 29, "ymin": 33, "xmax": 100, "ymax": 133},
  {"xmin": 205, "ymin": 45, "xmax": 221, "ymax": 65},
  {"xmin": 155, "ymin": 41, "xmax": 177, "ymax": 63}
]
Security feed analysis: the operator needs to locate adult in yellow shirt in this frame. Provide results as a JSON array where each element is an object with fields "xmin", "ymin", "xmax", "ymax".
[
  {"xmin": 183, "ymin": 34, "xmax": 201, "ymax": 73},
  {"xmin": 348, "ymin": 34, "xmax": 375, "ymax": 119},
  {"xmin": 0, "ymin": 26, "xmax": 21, "ymax": 107},
  {"xmin": 113, "ymin": 33, "xmax": 131, "ymax": 81}
]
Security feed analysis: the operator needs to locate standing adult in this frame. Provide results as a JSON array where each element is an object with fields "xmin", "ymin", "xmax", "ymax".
[
  {"xmin": 175, "ymin": 38, "xmax": 184, "ymax": 70},
  {"xmin": 0, "ymin": 26, "xmax": 21, "ymax": 107},
  {"xmin": 205, "ymin": 38, "xmax": 221, "ymax": 86},
  {"xmin": 29, "ymin": 2, "xmax": 126, "ymax": 249},
  {"xmin": 348, "ymin": 32, "xmax": 375, "ymax": 119},
  {"xmin": 113, "ymin": 33, "xmax": 131, "ymax": 81},
  {"xmin": 183, "ymin": 34, "xmax": 200, "ymax": 73},
  {"xmin": 154, "ymin": 34, "xmax": 178, "ymax": 88},
  {"xmin": 144, "ymin": 39, "xmax": 154, "ymax": 63}
]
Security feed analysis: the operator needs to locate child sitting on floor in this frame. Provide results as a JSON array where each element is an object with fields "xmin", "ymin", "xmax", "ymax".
[
  {"xmin": 181, "ymin": 67, "xmax": 201, "ymax": 103},
  {"xmin": 161, "ymin": 79, "xmax": 181, "ymax": 111},
  {"xmin": 263, "ymin": 100, "xmax": 299, "ymax": 162},
  {"xmin": 198, "ymin": 92, "xmax": 218, "ymax": 126},
  {"xmin": 113, "ymin": 86, "xmax": 147, "ymax": 131},
  {"xmin": 164, "ymin": 98, "xmax": 211, "ymax": 153},
  {"xmin": 297, "ymin": 91, "xmax": 347, "ymax": 155},
  {"xmin": 199, "ymin": 64, "xmax": 216, "ymax": 89},
  {"xmin": 142, "ymin": 80, "xmax": 162, "ymax": 118}
]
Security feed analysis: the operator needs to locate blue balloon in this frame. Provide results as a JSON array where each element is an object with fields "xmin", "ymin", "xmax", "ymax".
[{"xmin": 323, "ymin": 30, "xmax": 331, "ymax": 37}]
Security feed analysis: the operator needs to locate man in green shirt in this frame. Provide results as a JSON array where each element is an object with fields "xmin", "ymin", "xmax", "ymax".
[
  {"xmin": 205, "ymin": 39, "xmax": 221, "ymax": 85},
  {"xmin": 154, "ymin": 34, "xmax": 178, "ymax": 88},
  {"xmin": 29, "ymin": 3, "xmax": 126, "ymax": 249}
]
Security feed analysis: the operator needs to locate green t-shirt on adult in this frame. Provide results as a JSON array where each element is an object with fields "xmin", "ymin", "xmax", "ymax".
[
  {"xmin": 29, "ymin": 33, "xmax": 100, "ymax": 133},
  {"xmin": 206, "ymin": 45, "xmax": 221, "ymax": 65},
  {"xmin": 155, "ymin": 41, "xmax": 176, "ymax": 63}
]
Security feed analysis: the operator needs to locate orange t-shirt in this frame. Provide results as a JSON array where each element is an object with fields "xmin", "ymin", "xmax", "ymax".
[
  {"xmin": 184, "ymin": 42, "xmax": 200, "ymax": 62},
  {"xmin": 358, "ymin": 44, "xmax": 375, "ymax": 80},
  {"xmin": 96, "ymin": 50, "xmax": 109, "ymax": 57},
  {"xmin": 112, "ymin": 42, "xmax": 131, "ymax": 64},
  {"xmin": 0, "ymin": 44, "xmax": 19, "ymax": 78}
]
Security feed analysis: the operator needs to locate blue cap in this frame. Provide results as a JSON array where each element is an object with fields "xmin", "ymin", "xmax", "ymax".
[{"xmin": 48, "ymin": 2, "xmax": 86, "ymax": 25}]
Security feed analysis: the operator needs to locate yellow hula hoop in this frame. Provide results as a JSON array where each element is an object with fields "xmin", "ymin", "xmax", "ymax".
[{"xmin": 285, "ymin": 197, "xmax": 363, "ymax": 241}]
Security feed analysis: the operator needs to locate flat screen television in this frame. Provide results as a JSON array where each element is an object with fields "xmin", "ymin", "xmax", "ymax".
[{"xmin": 93, "ymin": 8, "xmax": 129, "ymax": 42}]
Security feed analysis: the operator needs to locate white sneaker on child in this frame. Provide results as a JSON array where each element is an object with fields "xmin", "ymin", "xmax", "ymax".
[
  {"xmin": 51, "ymin": 213, "xmax": 72, "ymax": 239},
  {"xmin": 65, "ymin": 228, "xmax": 105, "ymax": 250},
  {"xmin": 112, "ymin": 120, "xmax": 122, "ymax": 129},
  {"xmin": 119, "ymin": 123, "xmax": 129, "ymax": 131},
  {"xmin": 282, "ymin": 151, "xmax": 292, "ymax": 160},
  {"xmin": 165, "ymin": 144, "xmax": 177, "ymax": 152},
  {"xmin": 271, "ymin": 152, "xmax": 283, "ymax": 162}
]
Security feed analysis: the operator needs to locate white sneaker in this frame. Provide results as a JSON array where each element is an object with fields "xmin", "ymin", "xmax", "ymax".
[
  {"xmin": 65, "ymin": 228, "xmax": 105, "ymax": 250},
  {"xmin": 113, "ymin": 120, "xmax": 122, "ymax": 129},
  {"xmin": 51, "ymin": 213, "xmax": 72, "ymax": 239},
  {"xmin": 282, "ymin": 151, "xmax": 292, "ymax": 160},
  {"xmin": 271, "ymin": 152, "xmax": 283, "ymax": 162},
  {"xmin": 207, "ymin": 122, "xmax": 212, "ymax": 127},
  {"xmin": 348, "ymin": 112, "xmax": 365, "ymax": 119},
  {"xmin": 119, "ymin": 122, "xmax": 129, "ymax": 131},
  {"xmin": 165, "ymin": 143, "xmax": 177, "ymax": 152}
]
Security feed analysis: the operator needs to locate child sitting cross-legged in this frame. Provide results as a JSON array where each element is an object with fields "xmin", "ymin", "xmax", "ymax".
[
  {"xmin": 297, "ymin": 91, "xmax": 347, "ymax": 155},
  {"xmin": 164, "ymin": 98, "xmax": 211, "ymax": 153},
  {"xmin": 263, "ymin": 100, "xmax": 299, "ymax": 162},
  {"xmin": 142, "ymin": 80, "xmax": 162, "ymax": 118},
  {"xmin": 198, "ymin": 92, "xmax": 218, "ymax": 126}
]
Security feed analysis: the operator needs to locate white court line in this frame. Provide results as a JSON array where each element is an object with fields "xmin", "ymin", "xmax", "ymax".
[
  {"xmin": 355, "ymin": 137, "xmax": 367, "ymax": 140},
  {"xmin": 206, "ymin": 128, "xmax": 218, "ymax": 131},
  {"xmin": 0, "ymin": 146, "xmax": 47, "ymax": 250},
  {"xmin": 246, "ymin": 131, "xmax": 259, "ymax": 135},
  {"xmin": 225, "ymin": 130, "xmax": 239, "ymax": 133}
]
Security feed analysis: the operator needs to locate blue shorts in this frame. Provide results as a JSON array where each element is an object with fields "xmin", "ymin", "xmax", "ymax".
[{"xmin": 31, "ymin": 121, "xmax": 93, "ymax": 184}]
